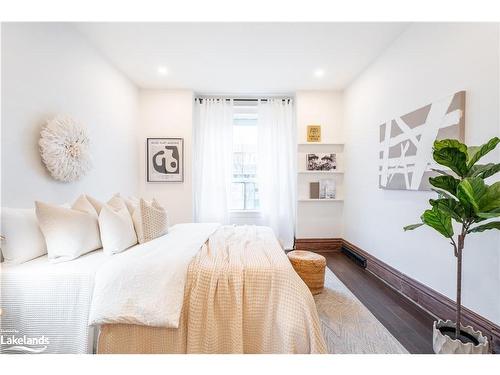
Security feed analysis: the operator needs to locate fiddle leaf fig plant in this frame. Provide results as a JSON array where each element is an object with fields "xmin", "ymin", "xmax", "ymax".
[{"xmin": 404, "ymin": 136, "xmax": 500, "ymax": 340}]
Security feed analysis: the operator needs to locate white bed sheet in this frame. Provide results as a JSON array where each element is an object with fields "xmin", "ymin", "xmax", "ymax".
[{"xmin": 1, "ymin": 249, "xmax": 108, "ymax": 354}]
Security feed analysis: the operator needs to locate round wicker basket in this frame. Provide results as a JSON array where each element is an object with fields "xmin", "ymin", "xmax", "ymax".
[{"xmin": 287, "ymin": 250, "xmax": 326, "ymax": 295}]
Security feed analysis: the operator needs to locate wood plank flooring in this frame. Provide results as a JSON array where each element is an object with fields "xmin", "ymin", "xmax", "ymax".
[{"xmin": 318, "ymin": 251, "xmax": 436, "ymax": 354}]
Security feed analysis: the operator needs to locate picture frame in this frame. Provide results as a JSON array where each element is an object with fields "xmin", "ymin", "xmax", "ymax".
[
  {"xmin": 307, "ymin": 125, "xmax": 321, "ymax": 142},
  {"xmin": 146, "ymin": 138, "xmax": 184, "ymax": 182},
  {"xmin": 306, "ymin": 153, "xmax": 337, "ymax": 171}
]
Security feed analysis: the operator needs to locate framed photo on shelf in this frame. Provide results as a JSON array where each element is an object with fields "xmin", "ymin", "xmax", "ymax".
[
  {"xmin": 307, "ymin": 125, "xmax": 321, "ymax": 142},
  {"xmin": 306, "ymin": 153, "xmax": 337, "ymax": 171},
  {"xmin": 319, "ymin": 179, "xmax": 336, "ymax": 199},
  {"xmin": 146, "ymin": 138, "xmax": 184, "ymax": 182}
]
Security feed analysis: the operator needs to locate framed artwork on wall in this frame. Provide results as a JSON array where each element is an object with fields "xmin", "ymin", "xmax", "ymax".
[
  {"xmin": 146, "ymin": 138, "xmax": 184, "ymax": 182},
  {"xmin": 378, "ymin": 90, "xmax": 465, "ymax": 191}
]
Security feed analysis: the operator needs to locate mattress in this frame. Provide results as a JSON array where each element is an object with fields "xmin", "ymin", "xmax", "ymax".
[{"xmin": 0, "ymin": 249, "xmax": 108, "ymax": 354}]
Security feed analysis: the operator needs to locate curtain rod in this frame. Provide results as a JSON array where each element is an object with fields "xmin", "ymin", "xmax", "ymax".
[{"xmin": 194, "ymin": 97, "xmax": 292, "ymax": 103}]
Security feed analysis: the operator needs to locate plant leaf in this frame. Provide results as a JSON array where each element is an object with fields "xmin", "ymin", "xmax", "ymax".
[
  {"xmin": 476, "ymin": 209, "xmax": 500, "ymax": 219},
  {"xmin": 429, "ymin": 198, "xmax": 464, "ymax": 223},
  {"xmin": 469, "ymin": 163, "xmax": 500, "ymax": 179},
  {"xmin": 431, "ymin": 168, "xmax": 454, "ymax": 177},
  {"xmin": 431, "ymin": 188, "xmax": 456, "ymax": 200},
  {"xmin": 456, "ymin": 177, "xmax": 487, "ymax": 215},
  {"xmin": 403, "ymin": 223, "xmax": 424, "ymax": 231},
  {"xmin": 466, "ymin": 137, "xmax": 500, "ymax": 168},
  {"xmin": 429, "ymin": 175, "xmax": 460, "ymax": 196},
  {"xmin": 467, "ymin": 221, "xmax": 500, "ymax": 233},
  {"xmin": 477, "ymin": 181, "xmax": 500, "ymax": 213},
  {"xmin": 433, "ymin": 147, "xmax": 469, "ymax": 177},
  {"xmin": 421, "ymin": 207, "xmax": 454, "ymax": 238},
  {"xmin": 434, "ymin": 139, "xmax": 468, "ymax": 153}
]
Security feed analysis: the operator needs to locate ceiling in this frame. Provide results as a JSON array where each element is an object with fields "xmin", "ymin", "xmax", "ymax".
[{"xmin": 76, "ymin": 23, "xmax": 409, "ymax": 93}]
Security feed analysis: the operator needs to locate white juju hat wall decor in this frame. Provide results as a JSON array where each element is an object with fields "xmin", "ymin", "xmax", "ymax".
[{"xmin": 39, "ymin": 115, "xmax": 92, "ymax": 182}]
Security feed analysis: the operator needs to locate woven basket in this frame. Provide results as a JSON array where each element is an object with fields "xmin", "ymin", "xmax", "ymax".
[{"xmin": 287, "ymin": 250, "xmax": 326, "ymax": 295}]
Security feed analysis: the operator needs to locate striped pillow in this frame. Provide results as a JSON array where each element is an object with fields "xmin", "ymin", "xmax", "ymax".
[{"xmin": 132, "ymin": 198, "xmax": 169, "ymax": 244}]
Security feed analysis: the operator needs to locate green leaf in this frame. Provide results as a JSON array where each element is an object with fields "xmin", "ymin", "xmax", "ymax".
[
  {"xmin": 433, "ymin": 147, "xmax": 469, "ymax": 177},
  {"xmin": 467, "ymin": 221, "xmax": 500, "ymax": 233},
  {"xmin": 469, "ymin": 163, "xmax": 500, "ymax": 179},
  {"xmin": 431, "ymin": 168, "xmax": 454, "ymax": 177},
  {"xmin": 477, "ymin": 209, "xmax": 500, "ymax": 219},
  {"xmin": 429, "ymin": 198, "xmax": 464, "ymax": 223},
  {"xmin": 431, "ymin": 188, "xmax": 456, "ymax": 200},
  {"xmin": 466, "ymin": 137, "xmax": 500, "ymax": 168},
  {"xmin": 403, "ymin": 223, "xmax": 424, "ymax": 231},
  {"xmin": 478, "ymin": 181, "xmax": 500, "ymax": 213},
  {"xmin": 434, "ymin": 139, "xmax": 468, "ymax": 153},
  {"xmin": 421, "ymin": 207, "xmax": 454, "ymax": 238},
  {"xmin": 429, "ymin": 175, "xmax": 460, "ymax": 196},
  {"xmin": 456, "ymin": 177, "xmax": 487, "ymax": 214}
]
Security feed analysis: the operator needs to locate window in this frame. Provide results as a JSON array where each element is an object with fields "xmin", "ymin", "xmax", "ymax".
[{"xmin": 230, "ymin": 102, "xmax": 259, "ymax": 210}]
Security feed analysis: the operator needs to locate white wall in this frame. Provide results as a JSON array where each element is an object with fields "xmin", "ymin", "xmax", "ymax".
[
  {"xmin": 137, "ymin": 90, "xmax": 194, "ymax": 225},
  {"xmin": 296, "ymin": 91, "xmax": 345, "ymax": 238},
  {"xmin": 344, "ymin": 23, "xmax": 500, "ymax": 324},
  {"xmin": 1, "ymin": 23, "xmax": 139, "ymax": 207}
]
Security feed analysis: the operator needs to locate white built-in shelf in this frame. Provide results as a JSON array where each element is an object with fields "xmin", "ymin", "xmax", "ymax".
[
  {"xmin": 297, "ymin": 170, "xmax": 344, "ymax": 174},
  {"xmin": 298, "ymin": 198, "xmax": 344, "ymax": 202},
  {"xmin": 297, "ymin": 142, "xmax": 345, "ymax": 146}
]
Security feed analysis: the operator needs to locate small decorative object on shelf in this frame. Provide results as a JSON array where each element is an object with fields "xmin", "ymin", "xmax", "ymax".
[
  {"xmin": 306, "ymin": 125, "xmax": 321, "ymax": 142},
  {"xmin": 307, "ymin": 153, "xmax": 337, "ymax": 171},
  {"xmin": 319, "ymin": 179, "xmax": 336, "ymax": 199},
  {"xmin": 309, "ymin": 182, "xmax": 320, "ymax": 199}
]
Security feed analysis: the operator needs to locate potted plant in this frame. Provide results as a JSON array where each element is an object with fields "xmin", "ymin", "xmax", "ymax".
[{"xmin": 404, "ymin": 136, "xmax": 500, "ymax": 354}]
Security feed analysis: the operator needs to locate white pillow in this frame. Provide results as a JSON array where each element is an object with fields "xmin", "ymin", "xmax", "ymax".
[
  {"xmin": 98, "ymin": 196, "xmax": 137, "ymax": 255},
  {"xmin": 0, "ymin": 208, "xmax": 47, "ymax": 264},
  {"xmin": 35, "ymin": 196, "xmax": 102, "ymax": 263},
  {"xmin": 132, "ymin": 198, "xmax": 169, "ymax": 244}
]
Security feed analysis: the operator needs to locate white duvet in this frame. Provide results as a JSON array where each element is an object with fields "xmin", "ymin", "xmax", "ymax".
[{"xmin": 88, "ymin": 223, "xmax": 220, "ymax": 328}]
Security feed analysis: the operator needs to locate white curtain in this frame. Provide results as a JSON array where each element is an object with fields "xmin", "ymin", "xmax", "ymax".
[
  {"xmin": 257, "ymin": 99, "xmax": 296, "ymax": 249},
  {"xmin": 193, "ymin": 98, "xmax": 234, "ymax": 224}
]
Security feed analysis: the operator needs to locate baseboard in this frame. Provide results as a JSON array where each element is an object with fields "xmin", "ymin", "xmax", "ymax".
[
  {"xmin": 294, "ymin": 238, "xmax": 342, "ymax": 252},
  {"xmin": 342, "ymin": 239, "xmax": 500, "ymax": 353},
  {"xmin": 295, "ymin": 236, "xmax": 500, "ymax": 353}
]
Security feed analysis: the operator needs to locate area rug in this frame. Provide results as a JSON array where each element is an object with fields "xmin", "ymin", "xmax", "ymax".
[{"xmin": 314, "ymin": 269, "xmax": 409, "ymax": 354}]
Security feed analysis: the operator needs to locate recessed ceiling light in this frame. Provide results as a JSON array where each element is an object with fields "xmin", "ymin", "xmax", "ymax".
[
  {"xmin": 314, "ymin": 69, "xmax": 325, "ymax": 78},
  {"xmin": 157, "ymin": 66, "xmax": 168, "ymax": 76}
]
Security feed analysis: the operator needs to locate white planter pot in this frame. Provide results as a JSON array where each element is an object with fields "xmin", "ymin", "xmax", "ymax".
[{"xmin": 433, "ymin": 320, "xmax": 489, "ymax": 354}]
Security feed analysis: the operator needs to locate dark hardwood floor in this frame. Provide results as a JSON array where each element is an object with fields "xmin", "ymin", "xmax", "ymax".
[{"xmin": 318, "ymin": 251, "xmax": 436, "ymax": 354}]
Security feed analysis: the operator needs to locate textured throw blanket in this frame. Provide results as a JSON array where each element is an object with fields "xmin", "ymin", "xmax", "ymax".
[
  {"xmin": 88, "ymin": 223, "xmax": 220, "ymax": 328},
  {"xmin": 97, "ymin": 225, "xmax": 327, "ymax": 353}
]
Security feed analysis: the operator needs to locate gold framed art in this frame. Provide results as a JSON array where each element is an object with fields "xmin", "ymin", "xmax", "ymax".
[{"xmin": 307, "ymin": 125, "xmax": 321, "ymax": 142}]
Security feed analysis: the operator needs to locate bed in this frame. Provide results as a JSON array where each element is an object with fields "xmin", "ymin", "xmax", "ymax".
[
  {"xmin": 95, "ymin": 225, "xmax": 326, "ymax": 354},
  {"xmin": 1, "ymin": 224, "xmax": 326, "ymax": 354},
  {"xmin": 1, "ymin": 249, "xmax": 108, "ymax": 354}
]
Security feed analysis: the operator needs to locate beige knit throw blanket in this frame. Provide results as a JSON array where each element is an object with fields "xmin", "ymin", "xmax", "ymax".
[{"xmin": 98, "ymin": 225, "xmax": 326, "ymax": 354}]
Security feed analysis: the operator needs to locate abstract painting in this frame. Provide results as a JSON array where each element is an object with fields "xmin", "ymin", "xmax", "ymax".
[
  {"xmin": 147, "ymin": 138, "xmax": 184, "ymax": 182},
  {"xmin": 378, "ymin": 91, "xmax": 465, "ymax": 191}
]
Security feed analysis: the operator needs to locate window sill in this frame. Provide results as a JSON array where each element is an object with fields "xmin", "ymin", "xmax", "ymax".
[{"xmin": 230, "ymin": 209, "xmax": 261, "ymax": 215}]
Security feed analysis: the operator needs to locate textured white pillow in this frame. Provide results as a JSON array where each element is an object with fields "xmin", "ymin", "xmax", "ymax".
[
  {"xmin": 1, "ymin": 208, "xmax": 47, "ymax": 264},
  {"xmin": 98, "ymin": 196, "xmax": 137, "ymax": 255},
  {"xmin": 122, "ymin": 195, "xmax": 139, "ymax": 215},
  {"xmin": 132, "ymin": 198, "xmax": 169, "ymax": 244},
  {"xmin": 35, "ymin": 196, "xmax": 102, "ymax": 263}
]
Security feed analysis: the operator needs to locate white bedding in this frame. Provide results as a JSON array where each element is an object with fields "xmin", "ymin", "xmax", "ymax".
[
  {"xmin": 1, "ymin": 223, "xmax": 219, "ymax": 353},
  {"xmin": 1, "ymin": 249, "xmax": 108, "ymax": 354},
  {"xmin": 88, "ymin": 223, "xmax": 220, "ymax": 328}
]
